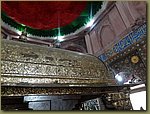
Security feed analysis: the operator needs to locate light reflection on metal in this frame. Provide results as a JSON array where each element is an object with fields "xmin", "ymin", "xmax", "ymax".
[
  {"xmin": 115, "ymin": 72, "xmax": 130, "ymax": 85},
  {"xmin": 115, "ymin": 72, "xmax": 143, "ymax": 85}
]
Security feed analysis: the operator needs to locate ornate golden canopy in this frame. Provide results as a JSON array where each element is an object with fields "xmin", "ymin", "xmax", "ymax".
[{"xmin": 1, "ymin": 39, "xmax": 116, "ymax": 95}]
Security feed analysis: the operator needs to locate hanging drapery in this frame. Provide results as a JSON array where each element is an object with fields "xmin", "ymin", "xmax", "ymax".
[{"xmin": 1, "ymin": 1, "xmax": 103, "ymax": 38}]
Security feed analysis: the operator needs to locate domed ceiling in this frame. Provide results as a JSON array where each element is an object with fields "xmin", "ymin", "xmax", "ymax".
[{"xmin": 2, "ymin": 1, "xmax": 103, "ymax": 39}]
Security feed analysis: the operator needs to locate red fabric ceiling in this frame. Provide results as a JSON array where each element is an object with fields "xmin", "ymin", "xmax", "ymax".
[{"xmin": 2, "ymin": 1, "xmax": 87, "ymax": 30}]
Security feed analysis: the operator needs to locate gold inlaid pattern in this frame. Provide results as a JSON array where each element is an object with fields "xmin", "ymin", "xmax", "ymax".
[
  {"xmin": 1, "ymin": 86, "xmax": 129, "ymax": 96},
  {"xmin": 1, "ymin": 61, "xmax": 105, "ymax": 78},
  {"xmin": 1, "ymin": 77, "xmax": 108, "ymax": 85},
  {"xmin": 106, "ymin": 92, "xmax": 132, "ymax": 110}
]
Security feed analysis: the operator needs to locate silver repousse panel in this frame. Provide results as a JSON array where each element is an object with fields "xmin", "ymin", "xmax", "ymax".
[{"xmin": 1, "ymin": 39, "xmax": 114, "ymax": 86}]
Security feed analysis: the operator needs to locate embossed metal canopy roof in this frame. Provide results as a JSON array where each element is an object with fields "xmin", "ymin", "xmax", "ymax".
[{"xmin": 1, "ymin": 1, "xmax": 103, "ymax": 38}]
